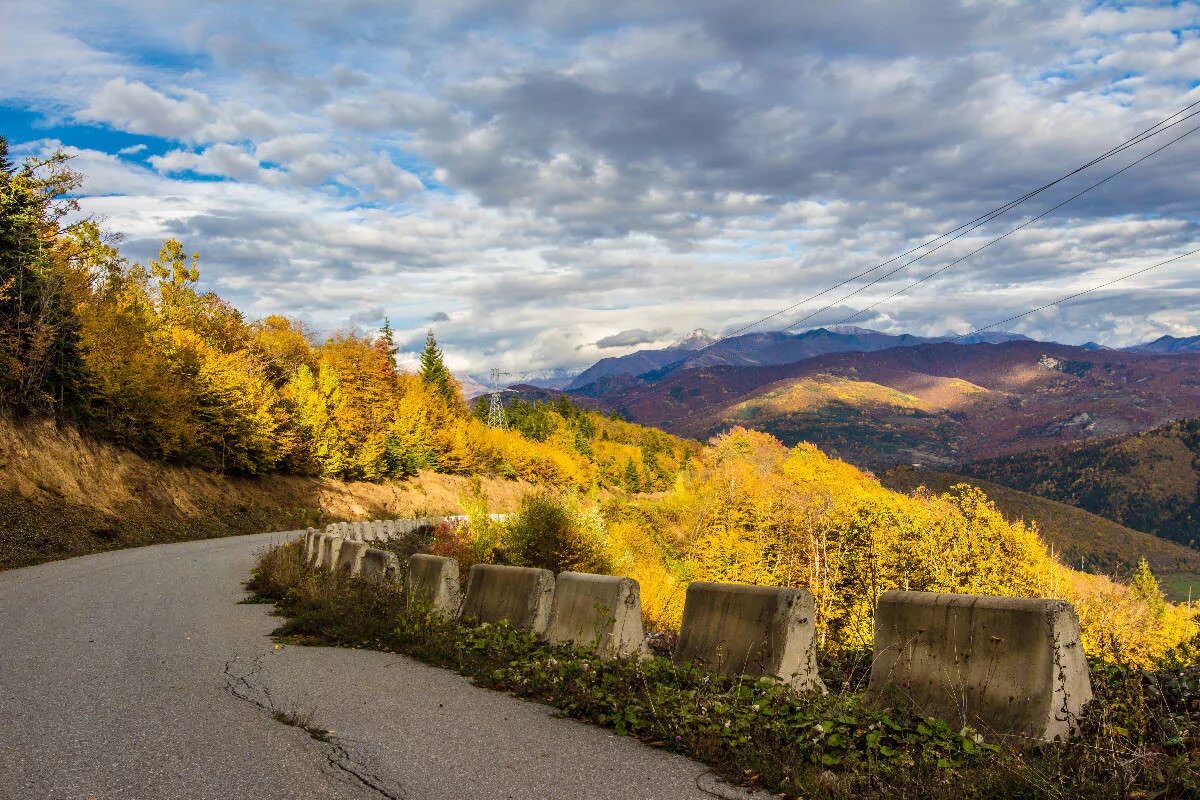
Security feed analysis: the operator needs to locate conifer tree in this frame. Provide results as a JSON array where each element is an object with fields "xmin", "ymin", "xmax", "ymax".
[
  {"xmin": 419, "ymin": 330, "xmax": 458, "ymax": 408},
  {"xmin": 372, "ymin": 317, "xmax": 399, "ymax": 378},
  {"xmin": 1131, "ymin": 557, "xmax": 1166, "ymax": 617}
]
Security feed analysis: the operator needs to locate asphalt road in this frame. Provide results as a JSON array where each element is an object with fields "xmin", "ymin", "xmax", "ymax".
[{"xmin": 0, "ymin": 532, "xmax": 754, "ymax": 800}]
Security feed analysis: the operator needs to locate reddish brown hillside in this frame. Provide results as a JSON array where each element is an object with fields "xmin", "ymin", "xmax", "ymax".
[{"xmin": 580, "ymin": 341, "xmax": 1200, "ymax": 469}]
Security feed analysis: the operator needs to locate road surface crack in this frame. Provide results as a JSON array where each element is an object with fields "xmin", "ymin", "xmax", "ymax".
[{"xmin": 223, "ymin": 654, "xmax": 408, "ymax": 800}]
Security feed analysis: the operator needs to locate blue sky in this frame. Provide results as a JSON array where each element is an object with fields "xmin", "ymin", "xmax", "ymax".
[{"xmin": 3, "ymin": 0, "xmax": 1200, "ymax": 376}]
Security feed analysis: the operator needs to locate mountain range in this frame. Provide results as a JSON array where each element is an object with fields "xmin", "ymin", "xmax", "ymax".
[
  {"xmin": 538, "ymin": 327, "xmax": 1200, "ymax": 474},
  {"xmin": 465, "ymin": 327, "xmax": 1200, "ymax": 400},
  {"xmin": 566, "ymin": 326, "xmax": 1030, "ymax": 390}
]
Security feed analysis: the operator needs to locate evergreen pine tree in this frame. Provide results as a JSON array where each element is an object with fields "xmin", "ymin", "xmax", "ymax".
[
  {"xmin": 375, "ymin": 317, "xmax": 399, "ymax": 376},
  {"xmin": 419, "ymin": 330, "xmax": 459, "ymax": 407}
]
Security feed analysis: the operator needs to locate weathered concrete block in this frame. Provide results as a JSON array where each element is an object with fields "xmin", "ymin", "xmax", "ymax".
[
  {"xmin": 361, "ymin": 548, "xmax": 401, "ymax": 582},
  {"xmin": 868, "ymin": 590, "xmax": 1092, "ymax": 741},
  {"xmin": 673, "ymin": 582, "xmax": 824, "ymax": 691},
  {"xmin": 381, "ymin": 519, "xmax": 396, "ymax": 539},
  {"xmin": 320, "ymin": 535, "xmax": 345, "ymax": 571},
  {"xmin": 310, "ymin": 533, "xmax": 327, "ymax": 565},
  {"xmin": 406, "ymin": 554, "xmax": 462, "ymax": 614},
  {"xmin": 460, "ymin": 564, "xmax": 555, "ymax": 633},
  {"xmin": 546, "ymin": 572, "xmax": 646, "ymax": 657},
  {"xmin": 303, "ymin": 528, "xmax": 316, "ymax": 561},
  {"xmin": 335, "ymin": 541, "xmax": 369, "ymax": 577}
]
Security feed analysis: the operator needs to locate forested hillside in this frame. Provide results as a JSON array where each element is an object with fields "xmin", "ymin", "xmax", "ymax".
[
  {"xmin": 0, "ymin": 139, "xmax": 694, "ymax": 493},
  {"xmin": 882, "ymin": 465, "xmax": 1200, "ymax": 595},
  {"xmin": 572, "ymin": 338, "xmax": 1200, "ymax": 471},
  {"xmin": 964, "ymin": 417, "xmax": 1200, "ymax": 549},
  {"xmin": 433, "ymin": 427, "xmax": 1195, "ymax": 667}
]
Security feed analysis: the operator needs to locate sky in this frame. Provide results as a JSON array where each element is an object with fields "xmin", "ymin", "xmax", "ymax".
[{"xmin": 2, "ymin": 1, "xmax": 1199, "ymax": 376}]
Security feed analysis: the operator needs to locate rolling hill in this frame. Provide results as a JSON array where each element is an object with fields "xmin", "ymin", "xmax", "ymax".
[
  {"xmin": 962, "ymin": 417, "xmax": 1200, "ymax": 550},
  {"xmin": 572, "ymin": 340, "xmax": 1200, "ymax": 472},
  {"xmin": 1125, "ymin": 334, "xmax": 1200, "ymax": 354}
]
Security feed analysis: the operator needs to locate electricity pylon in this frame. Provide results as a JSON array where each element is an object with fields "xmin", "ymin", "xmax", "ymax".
[{"xmin": 486, "ymin": 368, "xmax": 514, "ymax": 429}]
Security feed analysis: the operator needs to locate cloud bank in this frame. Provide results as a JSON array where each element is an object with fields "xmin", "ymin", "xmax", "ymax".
[{"xmin": 2, "ymin": 1, "xmax": 1199, "ymax": 373}]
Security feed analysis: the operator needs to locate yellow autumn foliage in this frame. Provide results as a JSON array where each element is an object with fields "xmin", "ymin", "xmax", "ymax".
[{"xmin": 603, "ymin": 427, "xmax": 1196, "ymax": 666}]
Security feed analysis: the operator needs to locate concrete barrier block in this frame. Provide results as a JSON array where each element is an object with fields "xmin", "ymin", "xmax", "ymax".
[
  {"xmin": 303, "ymin": 528, "xmax": 315, "ymax": 561},
  {"xmin": 460, "ymin": 564, "xmax": 555, "ymax": 633},
  {"xmin": 868, "ymin": 590, "xmax": 1092, "ymax": 741},
  {"xmin": 546, "ymin": 572, "xmax": 646, "ymax": 657},
  {"xmin": 311, "ymin": 533, "xmax": 328, "ymax": 565},
  {"xmin": 673, "ymin": 582, "xmax": 824, "ymax": 691},
  {"xmin": 320, "ymin": 535, "xmax": 345, "ymax": 571},
  {"xmin": 406, "ymin": 554, "xmax": 462, "ymax": 614},
  {"xmin": 361, "ymin": 548, "xmax": 401, "ymax": 582},
  {"xmin": 335, "ymin": 541, "xmax": 369, "ymax": 577}
]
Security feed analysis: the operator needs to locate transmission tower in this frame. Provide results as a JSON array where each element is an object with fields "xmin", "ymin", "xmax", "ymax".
[{"xmin": 486, "ymin": 367, "xmax": 513, "ymax": 429}]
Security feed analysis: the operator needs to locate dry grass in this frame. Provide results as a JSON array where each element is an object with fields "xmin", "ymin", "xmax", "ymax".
[{"xmin": 0, "ymin": 416, "xmax": 529, "ymax": 570}]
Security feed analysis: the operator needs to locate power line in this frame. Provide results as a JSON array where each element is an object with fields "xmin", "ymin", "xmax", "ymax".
[
  {"xmin": 609, "ymin": 97, "xmax": 1200, "ymax": 435},
  {"xmin": 962, "ymin": 247, "xmax": 1200, "ymax": 339},
  {"xmin": 824, "ymin": 119, "xmax": 1200, "ymax": 329},
  {"xmin": 717, "ymin": 96, "xmax": 1200, "ymax": 341},
  {"xmin": 654, "ymin": 246, "xmax": 1200, "ymax": 434}
]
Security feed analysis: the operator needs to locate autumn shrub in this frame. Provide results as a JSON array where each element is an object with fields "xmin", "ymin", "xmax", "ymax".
[
  {"xmin": 246, "ymin": 539, "xmax": 307, "ymax": 601},
  {"xmin": 500, "ymin": 489, "xmax": 613, "ymax": 575}
]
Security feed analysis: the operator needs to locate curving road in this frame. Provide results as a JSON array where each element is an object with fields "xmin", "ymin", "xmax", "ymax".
[{"xmin": 0, "ymin": 532, "xmax": 753, "ymax": 800}]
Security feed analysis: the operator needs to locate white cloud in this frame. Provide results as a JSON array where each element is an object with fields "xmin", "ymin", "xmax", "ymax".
[
  {"xmin": 4, "ymin": 0, "xmax": 1200, "ymax": 373},
  {"xmin": 150, "ymin": 144, "xmax": 266, "ymax": 181}
]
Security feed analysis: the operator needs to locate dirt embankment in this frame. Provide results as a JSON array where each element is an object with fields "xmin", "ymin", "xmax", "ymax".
[{"xmin": 0, "ymin": 417, "xmax": 529, "ymax": 570}]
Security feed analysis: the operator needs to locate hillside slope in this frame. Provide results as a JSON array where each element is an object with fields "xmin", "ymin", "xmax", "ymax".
[
  {"xmin": 882, "ymin": 466, "xmax": 1200, "ymax": 591},
  {"xmin": 0, "ymin": 417, "xmax": 528, "ymax": 570},
  {"xmin": 962, "ymin": 417, "xmax": 1200, "ymax": 549},
  {"xmin": 577, "ymin": 341, "xmax": 1200, "ymax": 470}
]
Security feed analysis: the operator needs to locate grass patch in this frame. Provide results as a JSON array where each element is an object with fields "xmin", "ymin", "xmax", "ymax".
[
  {"xmin": 1163, "ymin": 572, "xmax": 1200, "ymax": 603},
  {"xmin": 250, "ymin": 541, "xmax": 1200, "ymax": 799}
]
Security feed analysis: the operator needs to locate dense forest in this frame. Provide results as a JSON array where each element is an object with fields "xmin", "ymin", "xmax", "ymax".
[
  {"xmin": 964, "ymin": 418, "xmax": 1200, "ymax": 548},
  {"xmin": 0, "ymin": 138, "xmax": 694, "ymax": 491}
]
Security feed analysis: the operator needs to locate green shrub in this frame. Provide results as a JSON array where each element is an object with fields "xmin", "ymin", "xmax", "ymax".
[{"xmin": 501, "ymin": 490, "xmax": 612, "ymax": 575}]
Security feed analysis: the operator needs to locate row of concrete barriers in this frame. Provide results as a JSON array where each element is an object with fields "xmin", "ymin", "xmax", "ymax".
[{"xmin": 301, "ymin": 522, "xmax": 1092, "ymax": 741}]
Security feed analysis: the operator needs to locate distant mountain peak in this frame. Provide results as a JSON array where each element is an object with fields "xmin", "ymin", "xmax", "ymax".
[
  {"xmin": 669, "ymin": 328, "xmax": 718, "ymax": 351},
  {"xmin": 1126, "ymin": 333, "xmax": 1200, "ymax": 354},
  {"xmin": 824, "ymin": 325, "xmax": 885, "ymax": 336}
]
